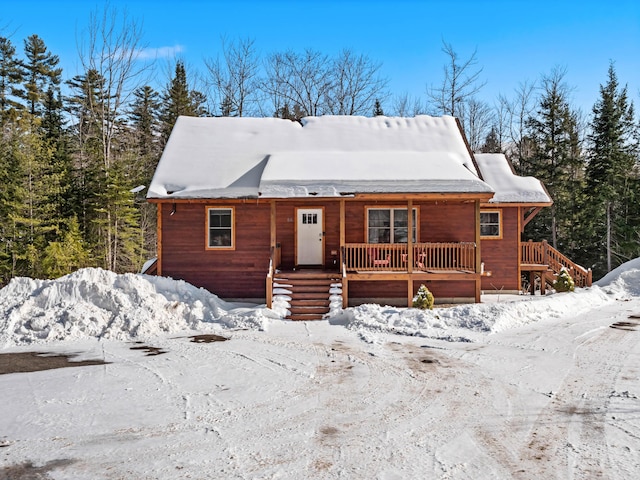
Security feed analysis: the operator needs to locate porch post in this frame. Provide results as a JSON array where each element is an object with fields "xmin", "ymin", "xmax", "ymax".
[
  {"xmin": 270, "ymin": 200, "xmax": 277, "ymax": 250},
  {"xmin": 407, "ymin": 199, "xmax": 413, "ymax": 273},
  {"xmin": 475, "ymin": 200, "xmax": 481, "ymax": 303},
  {"xmin": 340, "ymin": 199, "xmax": 348, "ymax": 309},
  {"xmin": 267, "ymin": 200, "xmax": 276, "ymax": 309},
  {"xmin": 407, "ymin": 199, "xmax": 414, "ymax": 307}
]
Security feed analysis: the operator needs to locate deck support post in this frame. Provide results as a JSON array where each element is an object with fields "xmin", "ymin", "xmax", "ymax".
[
  {"xmin": 266, "ymin": 200, "xmax": 277, "ymax": 309},
  {"xmin": 340, "ymin": 200, "xmax": 348, "ymax": 309},
  {"xmin": 407, "ymin": 199, "xmax": 414, "ymax": 307},
  {"xmin": 474, "ymin": 200, "xmax": 481, "ymax": 303}
]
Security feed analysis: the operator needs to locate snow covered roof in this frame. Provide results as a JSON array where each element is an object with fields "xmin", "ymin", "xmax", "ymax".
[
  {"xmin": 147, "ymin": 115, "xmax": 493, "ymax": 199},
  {"xmin": 474, "ymin": 153, "xmax": 552, "ymax": 204}
]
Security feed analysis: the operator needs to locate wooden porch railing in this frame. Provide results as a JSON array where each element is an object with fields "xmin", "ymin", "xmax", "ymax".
[
  {"xmin": 266, "ymin": 244, "xmax": 282, "ymax": 309},
  {"xmin": 521, "ymin": 240, "xmax": 592, "ymax": 287},
  {"xmin": 343, "ymin": 242, "xmax": 476, "ymax": 272}
]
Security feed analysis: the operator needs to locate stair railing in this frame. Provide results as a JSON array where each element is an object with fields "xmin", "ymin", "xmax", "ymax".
[{"xmin": 521, "ymin": 240, "xmax": 592, "ymax": 287}]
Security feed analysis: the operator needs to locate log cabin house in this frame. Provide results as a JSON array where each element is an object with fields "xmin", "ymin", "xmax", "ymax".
[{"xmin": 146, "ymin": 115, "xmax": 591, "ymax": 320}]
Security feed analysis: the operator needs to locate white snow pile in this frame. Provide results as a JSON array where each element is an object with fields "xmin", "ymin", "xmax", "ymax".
[
  {"xmin": 0, "ymin": 268, "xmax": 277, "ymax": 346},
  {"xmin": 340, "ymin": 258, "xmax": 640, "ymax": 342},
  {"xmin": 595, "ymin": 256, "xmax": 640, "ymax": 295},
  {"xmin": 1, "ymin": 259, "xmax": 639, "ymax": 347}
]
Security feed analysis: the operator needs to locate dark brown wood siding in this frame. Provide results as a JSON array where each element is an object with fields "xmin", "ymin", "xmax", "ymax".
[
  {"xmin": 345, "ymin": 200, "xmax": 477, "ymax": 243},
  {"xmin": 480, "ymin": 207, "xmax": 520, "ymax": 291},
  {"xmin": 159, "ymin": 198, "xmax": 483, "ymax": 301},
  {"xmin": 160, "ymin": 202, "xmax": 271, "ymax": 297},
  {"xmin": 422, "ymin": 202, "xmax": 476, "ymax": 242},
  {"xmin": 348, "ymin": 279, "xmax": 476, "ymax": 304}
]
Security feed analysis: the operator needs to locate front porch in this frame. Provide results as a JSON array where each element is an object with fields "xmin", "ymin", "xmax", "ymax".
[
  {"xmin": 264, "ymin": 197, "xmax": 488, "ymax": 312},
  {"xmin": 267, "ymin": 240, "xmax": 484, "ymax": 312}
]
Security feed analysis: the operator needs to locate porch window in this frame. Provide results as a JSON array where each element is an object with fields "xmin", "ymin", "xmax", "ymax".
[
  {"xmin": 367, "ymin": 208, "xmax": 417, "ymax": 243},
  {"xmin": 207, "ymin": 207, "xmax": 234, "ymax": 249},
  {"xmin": 480, "ymin": 210, "xmax": 502, "ymax": 239}
]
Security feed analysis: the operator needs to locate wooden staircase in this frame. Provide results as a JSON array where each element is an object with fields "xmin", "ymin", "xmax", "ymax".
[
  {"xmin": 521, "ymin": 240, "xmax": 592, "ymax": 293},
  {"xmin": 273, "ymin": 271, "xmax": 341, "ymax": 321}
]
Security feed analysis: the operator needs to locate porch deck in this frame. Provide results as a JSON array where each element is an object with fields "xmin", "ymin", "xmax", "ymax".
[{"xmin": 267, "ymin": 241, "xmax": 483, "ymax": 312}]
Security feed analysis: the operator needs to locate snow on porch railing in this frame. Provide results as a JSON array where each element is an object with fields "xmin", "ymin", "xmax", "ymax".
[
  {"xmin": 521, "ymin": 240, "xmax": 592, "ymax": 287},
  {"xmin": 266, "ymin": 244, "xmax": 282, "ymax": 309},
  {"xmin": 343, "ymin": 242, "xmax": 476, "ymax": 272}
]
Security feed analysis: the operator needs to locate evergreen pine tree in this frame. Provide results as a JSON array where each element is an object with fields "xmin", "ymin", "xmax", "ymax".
[
  {"xmin": 127, "ymin": 85, "xmax": 162, "ymax": 263},
  {"xmin": 17, "ymin": 35, "xmax": 62, "ymax": 117},
  {"xmin": 159, "ymin": 61, "xmax": 206, "ymax": 144},
  {"xmin": 65, "ymin": 69, "xmax": 107, "ymax": 236},
  {"xmin": 3, "ymin": 114, "xmax": 58, "ymax": 277},
  {"xmin": 0, "ymin": 117, "xmax": 25, "ymax": 283},
  {"xmin": 523, "ymin": 68, "xmax": 584, "ymax": 253},
  {"xmin": 480, "ymin": 126, "xmax": 502, "ymax": 153},
  {"xmin": 92, "ymin": 162, "xmax": 142, "ymax": 272},
  {"xmin": 42, "ymin": 216, "xmax": 90, "ymax": 278},
  {"xmin": 583, "ymin": 63, "xmax": 639, "ymax": 276},
  {"xmin": 129, "ymin": 85, "xmax": 161, "ymax": 159},
  {"xmin": 373, "ymin": 99, "xmax": 384, "ymax": 116},
  {"xmin": 219, "ymin": 93, "xmax": 236, "ymax": 117},
  {"xmin": 0, "ymin": 36, "xmax": 24, "ymax": 122}
]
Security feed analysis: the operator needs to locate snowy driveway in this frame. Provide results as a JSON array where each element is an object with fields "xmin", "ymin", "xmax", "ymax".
[{"xmin": 2, "ymin": 297, "xmax": 639, "ymax": 479}]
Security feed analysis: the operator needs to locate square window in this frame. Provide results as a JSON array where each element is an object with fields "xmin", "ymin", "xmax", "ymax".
[
  {"xmin": 367, "ymin": 208, "xmax": 417, "ymax": 244},
  {"xmin": 207, "ymin": 208, "xmax": 234, "ymax": 248},
  {"xmin": 480, "ymin": 211, "xmax": 501, "ymax": 239}
]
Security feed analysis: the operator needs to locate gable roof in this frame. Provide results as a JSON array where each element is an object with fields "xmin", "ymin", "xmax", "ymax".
[
  {"xmin": 474, "ymin": 153, "xmax": 552, "ymax": 204},
  {"xmin": 147, "ymin": 115, "xmax": 494, "ymax": 200}
]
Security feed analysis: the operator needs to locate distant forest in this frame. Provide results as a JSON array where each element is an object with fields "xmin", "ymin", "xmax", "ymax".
[{"xmin": 0, "ymin": 6, "xmax": 638, "ymax": 285}]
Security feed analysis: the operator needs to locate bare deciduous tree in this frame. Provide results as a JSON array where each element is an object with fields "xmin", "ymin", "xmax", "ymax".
[
  {"xmin": 458, "ymin": 97, "xmax": 494, "ymax": 152},
  {"xmin": 504, "ymin": 80, "xmax": 537, "ymax": 173},
  {"xmin": 326, "ymin": 49, "xmax": 388, "ymax": 116},
  {"xmin": 262, "ymin": 48, "xmax": 333, "ymax": 118},
  {"xmin": 205, "ymin": 37, "xmax": 259, "ymax": 117},
  {"xmin": 391, "ymin": 92, "xmax": 426, "ymax": 117},
  {"xmin": 77, "ymin": 4, "xmax": 149, "ymax": 170},
  {"xmin": 427, "ymin": 41, "xmax": 486, "ymax": 118},
  {"xmin": 75, "ymin": 4, "xmax": 150, "ymax": 271},
  {"xmin": 491, "ymin": 94, "xmax": 511, "ymax": 152}
]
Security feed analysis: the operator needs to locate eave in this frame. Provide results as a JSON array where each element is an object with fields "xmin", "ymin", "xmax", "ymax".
[{"xmin": 148, "ymin": 191, "xmax": 496, "ymax": 204}]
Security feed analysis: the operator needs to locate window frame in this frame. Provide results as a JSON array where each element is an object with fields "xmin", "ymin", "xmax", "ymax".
[
  {"xmin": 206, "ymin": 206, "xmax": 235, "ymax": 250},
  {"xmin": 365, "ymin": 206, "xmax": 419, "ymax": 244},
  {"xmin": 480, "ymin": 209, "xmax": 502, "ymax": 240}
]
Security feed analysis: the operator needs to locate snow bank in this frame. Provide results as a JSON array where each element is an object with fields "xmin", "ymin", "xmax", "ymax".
[
  {"xmin": 341, "ymin": 258, "xmax": 640, "ymax": 342},
  {"xmin": 596, "ymin": 257, "xmax": 640, "ymax": 296},
  {"xmin": 0, "ymin": 268, "xmax": 277, "ymax": 346},
  {"xmin": 1, "ymin": 258, "xmax": 639, "ymax": 347},
  {"xmin": 341, "ymin": 286, "xmax": 615, "ymax": 342}
]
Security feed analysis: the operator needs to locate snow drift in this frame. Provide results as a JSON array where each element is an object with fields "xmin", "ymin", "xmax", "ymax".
[
  {"xmin": 0, "ymin": 268, "xmax": 276, "ymax": 346},
  {"xmin": 1, "ymin": 259, "xmax": 639, "ymax": 347}
]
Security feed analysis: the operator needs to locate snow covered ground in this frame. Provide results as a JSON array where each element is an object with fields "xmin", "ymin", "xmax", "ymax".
[{"xmin": 1, "ymin": 261, "xmax": 639, "ymax": 479}]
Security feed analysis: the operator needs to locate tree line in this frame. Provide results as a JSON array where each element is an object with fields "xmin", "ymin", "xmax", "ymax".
[{"xmin": 0, "ymin": 7, "xmax": 638, "ymax": 286}]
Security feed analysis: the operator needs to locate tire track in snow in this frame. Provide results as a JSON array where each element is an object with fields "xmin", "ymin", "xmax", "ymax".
[{"xmin": 519, "ymin": 308, "xmax": 639, "ymax": 479}]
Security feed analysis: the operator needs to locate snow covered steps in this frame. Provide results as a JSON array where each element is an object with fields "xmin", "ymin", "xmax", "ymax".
[{"xmin": 273, "ymin": 271, "xmax": 342, "ymax": 321}]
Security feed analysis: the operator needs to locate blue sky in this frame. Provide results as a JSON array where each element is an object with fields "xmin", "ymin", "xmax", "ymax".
[{"xmin": 2, "ymin": 0, "xmax": 639, "ymax": 115}]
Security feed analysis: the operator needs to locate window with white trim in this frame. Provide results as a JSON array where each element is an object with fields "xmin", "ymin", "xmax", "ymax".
[
  {"xmin": 207, "ymin": 207, "xmax": 233, "ymax": 248},
  {"xmin": 367, "ymin": 208, "xmax": 417, "ymax": 243},
  {"xmin": 480, "ymin": 210, "xmax": 501, "ymax": 238}
]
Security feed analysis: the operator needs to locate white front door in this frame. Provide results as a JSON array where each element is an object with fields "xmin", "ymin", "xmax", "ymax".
[{"xmin": 297, "ymin": 208, "xmax": 323, "ymax": 265}]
